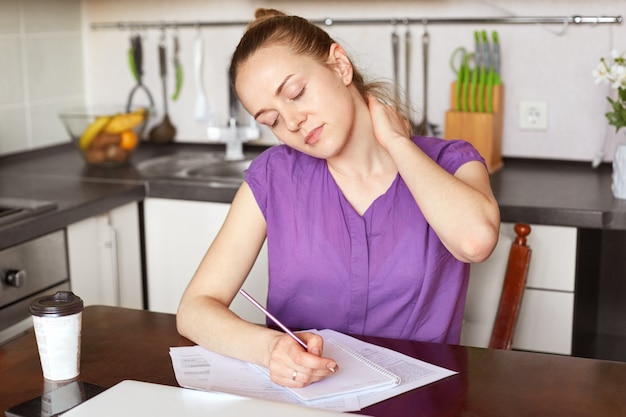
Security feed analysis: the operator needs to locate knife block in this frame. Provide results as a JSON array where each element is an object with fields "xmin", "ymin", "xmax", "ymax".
[{"xmin": 444, "ymin": 83, "xmax": 504, "ymax": 173}]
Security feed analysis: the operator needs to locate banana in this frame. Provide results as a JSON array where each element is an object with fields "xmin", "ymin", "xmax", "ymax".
[
  {"xmin": 103, "ymin": 108, "xmax": 146, "ymax": 134},
  {"xmin": 80, "ymin": 116, "xmax": 111, "ymax": 150}
]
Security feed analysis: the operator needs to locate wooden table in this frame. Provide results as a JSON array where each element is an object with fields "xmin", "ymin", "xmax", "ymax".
[{"xmin": 1, "ymin": 306, "xmax": 625, "ymax": 416}]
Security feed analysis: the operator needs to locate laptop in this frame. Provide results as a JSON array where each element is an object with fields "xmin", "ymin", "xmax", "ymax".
[{"xmin": 60, "ymin": 380, "xmax": 369, "ymax": 417}]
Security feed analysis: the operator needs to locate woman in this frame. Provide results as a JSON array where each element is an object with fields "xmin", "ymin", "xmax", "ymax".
[{"xmin": 177, "ymin": 9, "xmax": 500, "ymax": 388}]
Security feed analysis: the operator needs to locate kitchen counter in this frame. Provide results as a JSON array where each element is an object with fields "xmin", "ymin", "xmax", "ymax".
[
  {"xmin": 492, "ymin": 158, "xmax": 626, "ymax": 229},
  {"xmin": 0, "ymin": 142, "xmax": 262, "ymax": 250},
  {"xmin": 1, "ymin": 142, "xmax": 624, "ymax": 249}
]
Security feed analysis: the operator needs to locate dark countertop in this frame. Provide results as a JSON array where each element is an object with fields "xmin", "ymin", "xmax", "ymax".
[
  {"xmin": 491, "ymin": 158, "xmax": 626, "ymax": 229},
  {"xmin": 1, "ymin": 142, "xmax": 625, "ymax": 250},
  {"xmin": 0, "ymin": 142, "xmax": 251, "ymax": 250}
]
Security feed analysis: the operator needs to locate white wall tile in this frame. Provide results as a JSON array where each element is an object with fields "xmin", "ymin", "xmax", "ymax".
[
  {"xmin": 25, "ymin": 34, "xmax": 84, "ymax": 101},
  {"xmin": 30, "ymin": 98, "xmax": 82, "ymax": 148},
  {"xmin": 0, "ymin": 0, "xmax": 85, "ymax": 157},
  {"xmin": 0, "ymin": 38, "xmax": 24, "ymax": 105},
  {"xmin": 22, "ymin": 0, "xmax": 81, "ymax": 33},
  {"xmin": 0, "ymin": 107, "xmax": 28, "ymax": 154}
]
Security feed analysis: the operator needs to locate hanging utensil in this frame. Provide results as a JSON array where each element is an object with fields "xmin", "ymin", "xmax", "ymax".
[
  {"xmin": 125, "ymin": 34, "xmax": 154, "ymax": 114},
  {"xmin": 171, "ymin": 29, "xmax": 183, "ymax": 101},
  {"xmin": 415, "ymin": 25, "xmax": 440, "ymax": 137},
  {"xmin": 193, "ymin": 29, "xmax": 214, "ymax": 124},
  {"xmin": 404, "ymin": 22, "xmax": 420, "ymax": 133},
  {"xmin": 149, "ymin": 30, "xmax": 177, "ymax": 143},
  {"xmin": 391, "ymin": 23, "xmax": 401, "ymax": 104},
  {"xmin": 404, "ymin": 23, "xmax": 411, "ymax": 109},
  {"xmin": 421, "ymin": 26, "xmax": 430, "ymax": 135},
  {"xmin": 415, "ymin": 27, "xmax": 429, "ymax": 135}
]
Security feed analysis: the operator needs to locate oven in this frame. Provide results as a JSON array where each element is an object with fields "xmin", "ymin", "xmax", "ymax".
[{"xmin": 0, "ymin": 230, "xmax": 70, "ymax": 345}]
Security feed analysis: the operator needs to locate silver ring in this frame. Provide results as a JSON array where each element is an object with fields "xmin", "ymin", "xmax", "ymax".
[{"xmin": 292, "ymin": 370, "xmax": 298, "ymax": 381}]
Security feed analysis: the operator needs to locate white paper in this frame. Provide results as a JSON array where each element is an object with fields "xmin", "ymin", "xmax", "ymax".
[
  {"xmin": 314, "ymin": 329, "xmax": 458, "ymax": 409},
  {"xmin": 169, "ymin": 329, "xmax": 456, "ymax": 412}
]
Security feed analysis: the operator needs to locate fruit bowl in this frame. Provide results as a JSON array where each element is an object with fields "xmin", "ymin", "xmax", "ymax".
[{"xmin": 59, "ymin": 106, "xmax": 150, "ymax": 166}]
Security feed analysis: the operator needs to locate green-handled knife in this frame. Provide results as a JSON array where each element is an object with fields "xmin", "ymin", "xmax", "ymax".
[
  {"xmin": 452, "ymin": 47, "xmax": 469, "ymax": 111},
  {"xmin": 477, "ymin": 30, "xmax": 489, "ymax": 113},
  {"xmin": 469, "ymin": 31, "xmax": 480, "ymax": 112},
  {"xmin": 486, "ymin": 31, "xmax": 501, "ymax": 113}
]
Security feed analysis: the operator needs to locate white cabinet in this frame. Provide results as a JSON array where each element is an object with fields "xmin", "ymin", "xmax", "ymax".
[
  {"xmin": 67, "ymin": 202, "xmax": 143, "ymax": 309},
  {"xmin": 462, "ymin": 222, "xmax": 577, "ymax": 355},
  {"xmin": 143, "ymin": 198, "xmax": 268, "ymax": 323}
]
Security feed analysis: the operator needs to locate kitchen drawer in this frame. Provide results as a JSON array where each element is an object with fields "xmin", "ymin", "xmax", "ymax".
[
  {"xmin": 144, "ymin": 198, "xmax": 268, "ymax": 323},
  {"xmin": 526, "ymin": 224, "xmax": 576, "ymax": 292},
  {"xmin": 67, "ymin": 202, "xmax": 142, "ymax": 309},
  {"xmin": 512, "ymin": 289, "xmax": 574, "ymax": 355}
]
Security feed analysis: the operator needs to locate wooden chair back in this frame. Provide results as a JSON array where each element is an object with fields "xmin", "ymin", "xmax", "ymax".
[{"xmin": 488, "ymin": 223, "xmax": 532, "ymax": 350}]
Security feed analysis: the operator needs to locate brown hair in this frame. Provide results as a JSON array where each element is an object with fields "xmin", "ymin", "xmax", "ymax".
[{"xmin": 229, "ymin": 9, "xmax": 399, "ymax": 110}]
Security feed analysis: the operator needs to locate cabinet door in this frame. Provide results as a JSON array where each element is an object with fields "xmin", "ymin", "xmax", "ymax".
[
  {"xmin": 67, "ymin": 202, "xmax": 142, "ymax": 309},
  {"xmin": 462, "ymin": 222, "xmax": 576, "ymax": 354},
  {"xmin": 513, "ymin": 289, "xmax": 574, "ymax": 355},
  {"xmin": 143, "ymin": 198, "xmax": 268, "ymax": 323}
]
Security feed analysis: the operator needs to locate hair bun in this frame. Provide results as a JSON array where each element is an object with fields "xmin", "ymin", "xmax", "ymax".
[
  {"xmin": 246, "ymin": 8, "xmax": 287, "ymax": 30},
  {"xmin": 254, "ymin": 8, "xmax": 286, "ymax": 20},
  {"xmin": 254, "ymin": 7, "xmax": 287, "ymax": 19}
]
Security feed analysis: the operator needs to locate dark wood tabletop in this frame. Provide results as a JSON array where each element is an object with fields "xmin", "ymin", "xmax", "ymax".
[{"xmin": 1, "ymin": 305, "xmax": 625, "ymax": 417}]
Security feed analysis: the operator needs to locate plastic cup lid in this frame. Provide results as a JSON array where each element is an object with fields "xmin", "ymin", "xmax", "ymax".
[{"xmin": 30, "ymin": 291, "xmax": 84, "ymax": 317}]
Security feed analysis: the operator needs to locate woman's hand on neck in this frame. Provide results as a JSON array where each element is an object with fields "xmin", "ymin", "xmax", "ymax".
[
  {"xmin": 326, "ymin": 89, "xmax": 398, "ymax": 179},
  {"xmin": 366, "ymin": 94, "xmax": 413, "ymax": 152}
]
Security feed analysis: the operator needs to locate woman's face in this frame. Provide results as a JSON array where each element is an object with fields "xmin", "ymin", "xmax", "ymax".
[{"xmin": 235, "ymin": 43, "xmax": 357, "ymax": 159}]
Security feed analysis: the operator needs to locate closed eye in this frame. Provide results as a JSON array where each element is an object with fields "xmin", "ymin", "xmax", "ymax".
[
  {"xmin": 290, "ymin": 87, "xmax": 306, "ymax": 101},
  {"xmin": 257, "ymin": 86, "xmax": 306, "ymax": 128},
  {"xmin": 256, "ymin": 110, "xmax": 279, "ymax": 128}
]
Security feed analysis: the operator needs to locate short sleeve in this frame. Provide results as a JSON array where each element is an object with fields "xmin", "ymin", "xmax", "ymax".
[{"xmin": 413, "ymin": 136, "xmax": 486, "ymax": 174}]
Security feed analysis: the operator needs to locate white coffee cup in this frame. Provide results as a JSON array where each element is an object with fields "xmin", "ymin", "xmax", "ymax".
[{"xmin": 30, "ymin": 291, "xmax": 84, "ymax": 381}]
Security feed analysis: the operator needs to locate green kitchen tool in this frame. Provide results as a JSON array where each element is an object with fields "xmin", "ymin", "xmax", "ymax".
[
  {"xmin": 451, "ymin": 46, "xmax": 472, "ymax": 112},
  {"xmin": 477, "ymin": 30, "xmax": 489, "ymax": 113},
  {"xmin": 126, "ymin": 34, "xmax": 155, "ymax": 114},
  {"xmin": 469, "ymin": 31, "xmax": 480, "ymax": 112},
  {"xmin": 171, "ymin": 31, "xmax": 183, "ymax": 101},
  {"xmin": 486, "ymin": 31, "xmax": 501, "ymax": 113}
]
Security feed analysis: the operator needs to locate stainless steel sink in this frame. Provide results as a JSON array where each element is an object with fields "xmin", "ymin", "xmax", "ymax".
[
  {"xmin": 186, "ymin": 160, "xmax": 252, "ymax": 181},
  {"xmin": 136, "ymin": 152, "xmax": 254, "ymax": 186},
  {"xmin": 0, "ymin": 197, "xmax": 57, "ymax": 226}
]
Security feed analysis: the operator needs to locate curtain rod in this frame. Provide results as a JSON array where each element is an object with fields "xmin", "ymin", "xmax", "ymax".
[{"xmin": 90, "ymin": 15, "xmax": 622, "ymax": 30}]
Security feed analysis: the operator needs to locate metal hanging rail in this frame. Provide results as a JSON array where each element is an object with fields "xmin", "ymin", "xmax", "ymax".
[{"xmin": 90, "ymin": 15, "xmax": 622, "ymax": 31}]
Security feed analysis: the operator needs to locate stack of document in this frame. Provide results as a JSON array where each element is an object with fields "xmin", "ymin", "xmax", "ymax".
[{"xmin": 169, "ymin": 329, "xmax": 457, "ymax": 412}]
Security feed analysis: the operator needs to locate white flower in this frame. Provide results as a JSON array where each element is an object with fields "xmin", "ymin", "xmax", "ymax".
[
  {"xmin": 594, "ymin": 51, "xmax": 626, "ymax": 89},
  {"xmin": 594, "ymin": 50, "xmax": 626, "ymax": 133},
  {"xmin": 610, "ymin": 65, "xmax": 626, "ymax": 89},
  {"xmin": 593, "ymin": 60, "xmax": 610, "ymax": 84}
]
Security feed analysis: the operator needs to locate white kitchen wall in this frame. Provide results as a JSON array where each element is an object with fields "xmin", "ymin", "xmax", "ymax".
[
  {"xmin": 2, "ymin": 0, "xmax": 626, "ymax": 164},
  {"xmin": 0, "ymin": 0, "xmax": 85, "ymax": 154}
]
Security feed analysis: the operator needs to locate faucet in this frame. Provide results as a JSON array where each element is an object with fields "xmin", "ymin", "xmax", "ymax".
[
  {"xmin": 206, "ymin": 77, "xmax": 260, "ymax": 161},
  {"xmin": 207, "ymin": 115, "xmax": 260, "ymax": 161}
]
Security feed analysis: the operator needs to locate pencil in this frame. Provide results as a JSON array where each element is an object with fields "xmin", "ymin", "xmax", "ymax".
[{"xmin": 238, "ymin": 289, "xmax": 309, "ymax": 350}]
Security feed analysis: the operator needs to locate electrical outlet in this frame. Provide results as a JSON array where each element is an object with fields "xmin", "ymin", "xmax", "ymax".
[{"xmin": 519, "ymin": 101, "xmax": 548, "ymax": 130}]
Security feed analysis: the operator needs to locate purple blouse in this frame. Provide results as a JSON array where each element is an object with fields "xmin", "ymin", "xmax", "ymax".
[{"xmin": 245, "ymin": 136, "xmax": 485, "ymax": 344}]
